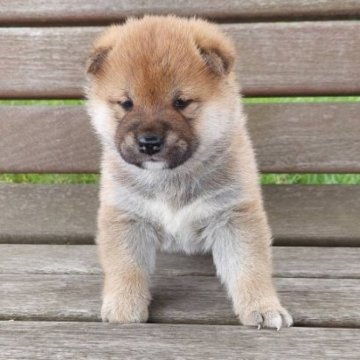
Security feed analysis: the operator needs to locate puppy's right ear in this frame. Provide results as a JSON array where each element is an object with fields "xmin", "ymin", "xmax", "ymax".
[{"xmin": 86, "ymin": 25, "xmax": 121, "ymax": 76}]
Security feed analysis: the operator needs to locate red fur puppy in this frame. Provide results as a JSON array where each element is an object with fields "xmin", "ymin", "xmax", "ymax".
[{"xmin": 86, "ymin": 16, "xmax": 292, "ymax": 329}]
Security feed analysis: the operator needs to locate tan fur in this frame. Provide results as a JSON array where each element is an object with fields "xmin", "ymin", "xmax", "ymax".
[
  {"xmin": 87, "ymin": 16, "xmax": 235, "ymax": 102},
  {"xmin": 97, "ymin": 205, "xmax": 152, "ymax": 323},
  {"xmin": 86, "ymin": 15, "xmax": 292, "ymax": 328}
]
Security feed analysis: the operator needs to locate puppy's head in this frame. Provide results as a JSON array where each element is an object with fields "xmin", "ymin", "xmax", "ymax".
[{"xmin": 86, "ymin": 16, "xmax": 238, "ymax": 170}]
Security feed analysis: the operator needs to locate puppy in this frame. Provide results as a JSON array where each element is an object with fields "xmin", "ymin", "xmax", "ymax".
[{"xmin": 86, "ymin": 15, "xmax": 292, "ymax": 329}]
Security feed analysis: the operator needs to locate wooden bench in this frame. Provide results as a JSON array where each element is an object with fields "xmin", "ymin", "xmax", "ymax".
[{"xmin": 1, "ymin": 1, "xmax": 360, "ymax": 358}]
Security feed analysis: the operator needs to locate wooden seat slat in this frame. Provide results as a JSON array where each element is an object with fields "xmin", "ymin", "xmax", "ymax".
[
  {"xmin": 1, "ymin": 0, "xmax": 360, "ymax": 24},
  {"xmin": 1, "ymin": 322, "xmax": 359, "ymax": 360},
  {"xmin": 1, "ymin": 184, "xmax": 359, "ymax": 246},
  {"xmin": 0, "ymin": 274, "xmax": 359, "ymax": 327},
  {"xmin": 0, "ymin": 22, "xmax": 359, "ymax": 98},
  {"xmin": 1, "ymin": 103, "xmax": 359, "ymax": 173},
  {"xmin": 1, "ymin": 244, "xmax": 360, "ymax": 279}
]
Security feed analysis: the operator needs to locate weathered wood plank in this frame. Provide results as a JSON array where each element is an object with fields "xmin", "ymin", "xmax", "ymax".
[
  {"xmin": 0, "ymin": 274, "xmax": 359, "ymax": 327},
  {"xmin": 0, "ymin": 22, "xmax": 359, "ymax": 98},
  {"xmin": 0, "ymin": 106, "xmax": 101, "ymax": 173},
  {"xmin": 1, "ymin": 184, "xmax": 359, "ymax": 246},
  {"xmin": 263, "ymin": 185, "xmax": 360, "ymax": 246},
  {"xmin": 247, "ymin": 103, "xmax": 360, "ymax": 173},
  {"xmin": 1, "ymin": 103, "xmax": 359, "ymax": 173},
  {"xmin": 0, "ymin": 185, "xmax": 97, "ymax": 244},
  {"xmin": 1, "ymin": 245, "xmax": 360, "ymax": 279},
  {"xmin": 1, "ymin": 322, "xmax": 359, "ymax": 360},
  {"xmin": 1, "ymin": 0, "xmax": 359, "ymax": 25}
]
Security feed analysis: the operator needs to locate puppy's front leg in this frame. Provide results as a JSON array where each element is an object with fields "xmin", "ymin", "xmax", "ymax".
[
  {"xmin": 212, "ymin": 202, "xmax": 293, "ymax": 330},
  {"xmin": 97, "ymin": 205, "xmax": 157, "ymax": 323}
]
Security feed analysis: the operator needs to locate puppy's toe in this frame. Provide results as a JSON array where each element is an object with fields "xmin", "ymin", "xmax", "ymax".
[
  {"xmin": 279, "ymin": 307, "xmax": 294, "ymax": 328},
  {"xmin": 244, "ymin": 311, "xmax": 264, "ymax": 329},
  {"xmin": 262, "ymin": 310, "xmax": 283, "ymax": 330},
  {"xmin": 240, "ymin": 305, "xmax": 293, "ymax": 330},
  {"xmin": 101, "ymin": 295, "xmax": 149, "ymax": 324}
]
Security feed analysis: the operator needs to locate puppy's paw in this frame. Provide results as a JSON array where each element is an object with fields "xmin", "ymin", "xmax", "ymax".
[
  {"xmin": 101, "ymin": 293, "xmax": 149, "ymax": 323},
  {"xmin": 238, "ymin": 301, "xmax": 293, "ymax": 330}
]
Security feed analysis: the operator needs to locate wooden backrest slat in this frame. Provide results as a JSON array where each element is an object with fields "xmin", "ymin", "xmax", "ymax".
[
  {"xmin": 0, "ymin": 0, "xmax": 359, "ymax": 24},
  {"xmin": 0, "ymin": 22, "xmax": 359, "ymax": 98},
  {"xmin": 0, "ymin": 103, "xmax": 358, "ymax": 173}
]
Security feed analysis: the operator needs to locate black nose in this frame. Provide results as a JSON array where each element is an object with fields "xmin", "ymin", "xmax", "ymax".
[{"xmin": 137, "ymin": 134, "xmax": 164, "ymax": 155}]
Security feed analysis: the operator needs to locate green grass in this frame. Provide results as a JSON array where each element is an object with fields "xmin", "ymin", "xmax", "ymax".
[
  {"xmin": 243, "ymin": 96, "xmax": 360, "ymax": 104},
  {"xmin": 261, "ymin": 174, "xmax": 360, "ymax": 185},
  {"xmin": 0, "ymin": 173, "xmax": 359, "ymax": 185},
  {"xmin": 0, "ymin": 174, "xmax": 99, "ymax": 184},
  {"xmin": 0, "ymin": 96, "xmax": 360, "ymax": 106},
  {"xmin": 0, "ymin": 100, "xmax": 84, "ymax": 106}
]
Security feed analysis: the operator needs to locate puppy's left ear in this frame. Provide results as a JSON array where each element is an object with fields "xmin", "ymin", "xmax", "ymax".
[
  {"xmin": 192, "ymin": 21, "xmax": 236, "ymax": 77},
  {"xmin": 86, "ymin": 25, "xmax": 121, "ymax": 76},
  {"xmin": 86, "ymin": 47, "xmax": 112, "ymax": 75},
  {"xmin": 198, "ymin": 47, "xmax": 235, "ymax": 77}
]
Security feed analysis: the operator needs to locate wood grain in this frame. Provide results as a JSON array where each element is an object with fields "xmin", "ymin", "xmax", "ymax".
[
  {"xmin": 1, "ymin": 244, "xmax": 360, "ymax": 279},
  {"xmin": 0, "ymin": 274, "xmax": 359, "ymax": 327},
  {"xmin": 1, "ymin": 184, "xmax": 359, "ymax": 246},
  {"xmin": 1, "ymin": 322, "xmax": 359, "ymax": 360},
  {"xmin": 0, "ymin": 184, "xmax": 97, "ymax": 244},
  {"xmin": 0, "ymin": 106, "xmax": 100, "ymax": 173},
  {"xmin": 246, "ymin": 103, "xmax": 360, "ymax": 173},
  {"xmin": 263, "ymin": 185, "xmax": 360, "ymax": 246},
  {"xmin": 1, "ymin": 0, "xmax": 360, "ymax": 25},
  {"xmin": 0, "ymin": 22, "xmax": 359, "ymax": 98},
  {"xmin": 1, "ymin": 103, "xmax": 359, "ymax": 173}
]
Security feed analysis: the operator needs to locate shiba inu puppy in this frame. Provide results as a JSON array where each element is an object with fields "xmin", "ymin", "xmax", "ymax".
[{"xmin": 86, "ymin": 15, "xmax": 292, "ymax": 329}]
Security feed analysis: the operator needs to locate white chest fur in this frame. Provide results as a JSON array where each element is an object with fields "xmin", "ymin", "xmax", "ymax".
[
  {"xmin": 141, "ymin": 194, "xmax": 219, "ymax": 253},
  {"xmin": 143, "ymin": 196, "xmax": 213, "ymax": 235},
  {"xmin": 103, "ymin": 184, "xmax": 221, "ymax": 253}
]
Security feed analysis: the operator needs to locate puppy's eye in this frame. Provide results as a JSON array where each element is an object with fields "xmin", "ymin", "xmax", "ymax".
[
  {"xmin": 173, "ymin": 98, "xmax": 192, "ymax": 110},
  {"xmin": 118, "ymin": 99, "xmax": 133, "ymax": 111}
]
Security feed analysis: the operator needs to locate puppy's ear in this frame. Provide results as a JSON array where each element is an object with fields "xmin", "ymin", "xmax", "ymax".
[
  {"xmin": 86, "ymin": 25, "xmax": 121, "ymax": 76},
  {"xmin": 198, "ymin": 47, "xmax": 234, "ymax": 77},
  {"xmin": 191, "ymin": 21, "xmax": 236, "ymax": 76},
  {"xmin": 86, "ymin": 47, "xmax": 112, "ymax": 75}
]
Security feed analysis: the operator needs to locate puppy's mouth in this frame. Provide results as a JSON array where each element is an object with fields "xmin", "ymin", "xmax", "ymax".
[
  {"xmin": 117, "ymin": 133, "xmax": 197, "ymax": 170},
  {"xmin": 142, "ymin": 159, "xmax": 168, "ymax": 170}
]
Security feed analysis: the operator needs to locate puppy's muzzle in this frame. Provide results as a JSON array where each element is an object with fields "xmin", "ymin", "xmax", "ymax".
[{"xmin": 137, "ymin": 133, "xmax": 164, "ymax": 155}]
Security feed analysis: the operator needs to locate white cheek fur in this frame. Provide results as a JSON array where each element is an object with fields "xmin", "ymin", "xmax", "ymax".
[
  {"xmin": 87, "ymin": 100, "xmax": 118, "ymax": 151},
  {"xmin": 197, "ymin": 100, "xmax": 240, "ymax": 144}
]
